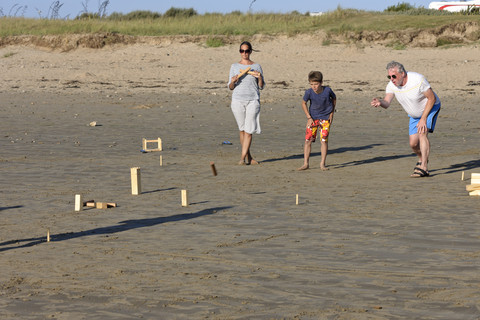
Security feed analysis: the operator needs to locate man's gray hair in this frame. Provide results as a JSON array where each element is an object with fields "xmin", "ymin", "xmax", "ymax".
[{"xmin": 386, "ymin": 61, "xmax": 406, "ymax": 73}]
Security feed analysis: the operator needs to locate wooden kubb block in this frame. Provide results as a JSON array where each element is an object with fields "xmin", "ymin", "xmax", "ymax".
[
  {"xmin": 471, "ymin": 173, "xmax": 480, "ymax": 185},
  {"xmin": 131, "ymin": 167, "xmax": 141, "ymax": 195},
  {"xmin": 468, "ymin": 173, "xmax": 480, "ymax": 196},
  {"xmin": 96, "ymin": 202, "xmax": 108, "ymax": 209},
  {"xmin": 75, "ymin": 194, "xmax": 83, "ymax": 211},
  {"xmin": 142, "ymin": 138, "xmax": 162, "ymax": 152}
]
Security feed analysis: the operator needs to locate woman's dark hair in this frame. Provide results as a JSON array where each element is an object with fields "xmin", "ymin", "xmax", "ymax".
[{"xmin": 239, "ymin": 41, "xmax": 253, "ymax": 51}]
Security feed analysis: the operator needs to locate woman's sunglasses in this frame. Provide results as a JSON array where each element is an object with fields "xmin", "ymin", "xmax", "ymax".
[{"xmin": 239, "ymin": 49, "xmax": 251, "ymax": 53}]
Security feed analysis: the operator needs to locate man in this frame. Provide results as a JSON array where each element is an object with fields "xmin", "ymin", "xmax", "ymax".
[{"xmin": 371, "ymin": 61, "xmax": 441, "ymax": 177}]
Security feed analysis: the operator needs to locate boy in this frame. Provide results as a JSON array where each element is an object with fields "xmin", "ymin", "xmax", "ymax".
[{"xmin": 297, "ymin": 71, "xmax": 336, "ymax": 171}]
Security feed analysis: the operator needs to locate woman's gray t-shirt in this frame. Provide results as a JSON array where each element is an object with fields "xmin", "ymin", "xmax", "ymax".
[{"xmin": 228, "ymin": 63, "xmax": 264, "ymax": 101}]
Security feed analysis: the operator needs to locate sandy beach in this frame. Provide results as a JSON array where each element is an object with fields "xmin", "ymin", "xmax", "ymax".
[{"xmin": 1, "ymin": 35, "xmax": 480, "ymax": 319}]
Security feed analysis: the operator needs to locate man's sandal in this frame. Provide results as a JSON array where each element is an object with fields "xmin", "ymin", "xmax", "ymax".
[{"xmin": 411, "ymin": 167, "xmax": 429, "ymax": 178}]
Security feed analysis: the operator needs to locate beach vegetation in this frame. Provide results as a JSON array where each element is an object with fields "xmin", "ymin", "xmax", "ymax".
[
  {"xmin": 321, "ymin": 39, "xmax": 332, "ymax": 46},
  {"xmin": 387, "ymin": 41, "xmax": 407, "ymax": 50},
  {"xmin": 436, "ymin": 36, "xmax": 464, "ymax": 47},
  {"xmin": 164, "ymin": 7, "xmax": 197, "ymax": 18},
  {"xmin": 2, "ymin": 51, "xmax": 17, "ymax": 58},
  {"xmin": 462, "ymin": 6, "xmax": 480, "ymax": 15},
  {"xmin": 0, "ymin": 5, "xmax": 479, "ymax": 45},
  {"xmin": 385, "ymin": 2, "xmax": 417, "ymax": 12},
  {"xmin": 205, "ymin": 36, "xmax": 225, "ymax": 47}
]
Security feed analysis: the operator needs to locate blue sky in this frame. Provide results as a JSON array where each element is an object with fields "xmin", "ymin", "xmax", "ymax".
[{"xmin": 1, "ymin": 1, "xmax": 436, "ymax": 18}]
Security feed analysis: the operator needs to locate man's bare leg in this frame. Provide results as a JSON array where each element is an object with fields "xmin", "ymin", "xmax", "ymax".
[
  {"xmin": 417, "ymin": 132, "xmax": 430, "ymax": 172},
  {"xmin": 410, "ymin": 133, "xmax": 430, "ymax": 176},
  {"xmin": 409, "ymin": 133, "xmax": 422, "ymax": 163}
]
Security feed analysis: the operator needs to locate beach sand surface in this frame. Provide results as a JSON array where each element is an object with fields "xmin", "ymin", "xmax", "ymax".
[{"xmin": 1, "ymin": 36, "xmax": 480, "ymax": 319}]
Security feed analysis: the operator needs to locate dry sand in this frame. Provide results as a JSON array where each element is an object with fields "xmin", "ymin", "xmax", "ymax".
[{"xmin": 1, "ymin": 35, "xmax": 480, "ymax": 319}]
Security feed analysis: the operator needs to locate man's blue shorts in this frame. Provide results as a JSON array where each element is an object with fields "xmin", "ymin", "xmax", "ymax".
[{"xmin": 409, "ymin": 102, "xmax": 441, "ymax": 135}]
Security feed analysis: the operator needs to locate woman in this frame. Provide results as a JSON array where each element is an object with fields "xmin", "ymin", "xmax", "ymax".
[{"xmin": 228, "ymin": 41, "xmax": 265, "ymax": 165}]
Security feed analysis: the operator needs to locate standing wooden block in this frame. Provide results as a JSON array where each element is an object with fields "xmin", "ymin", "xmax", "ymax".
[
  {"xmin": 181, "ymin": 190, "xmax": 188, "ymax": 207},
  {"xmin": 160, "ymin": 155, "xmax": 163, "ymax": 166},
  {"xmin": 157, "ymin": 137, "xmax": 162, "ymax": 151},
  {"xmin": 210, "ymin": 162, "xmax": 217, "ymax": 176},
  {"xmin": 471, "ymin": 173, "xmax": 480, "ymax": 184},
  {"xmin": 75, "ymin": 194, "xmax": 83, "ymax": 211},
  {"xmin": 47, "ymin": 229, "xmax": 50, "ymax": 242},
  {"xmin": 461, "ymin": 171, "xmax": 465, "ymax": 181},
  {"xmin": 131, "ymin": 167, "xmax": 141, "ymax": 195},
  {"xmin": 296, "ymin": 194, "xmax": 299, "ymax": 205}
]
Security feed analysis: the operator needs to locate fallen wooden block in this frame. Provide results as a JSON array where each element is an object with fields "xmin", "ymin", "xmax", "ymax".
[
  {"xmin": 83, "ymin": 200, "xmax": 96, "ymax": 207},
  {"xmin": 466, "ymin": 184, "xmax": 480, "ymax": 192},
  {"xmin": 95, "ymin": 202, "xmax": 117, "ymax": 209},
  {"xmin": 469, "ymin": 190, "xmax": 480, "ymax": 196},
  {"xmin": 83, "ymin": 200, "xmax": 116, "ymax": 208},
  {"xmin": 96, "ymin": 202, "xmax": 108, "ymax": 209}
]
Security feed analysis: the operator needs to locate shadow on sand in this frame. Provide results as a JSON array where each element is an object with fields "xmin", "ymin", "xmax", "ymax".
[
  {"xmin": 431, "ymin": 158, "xmax": 480, "ymax": 176},
  {"xmin": 0, "ymin": 206, "xmax": 231, "ymax": 253},
  {"xmin": 0, "ymin": 205, "xmax": 24, "ymax": 212},
  {"xmin": 261, "ymin": 143, "xmax": 384, "ymax": 164},
  {"xmin": 332, "ymin": 153, "xmax": 416, "ymax": 169}
]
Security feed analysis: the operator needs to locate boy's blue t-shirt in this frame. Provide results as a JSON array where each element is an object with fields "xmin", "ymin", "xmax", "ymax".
[{"xmin": 303, "ymin": 86, "xmax": 336, "ymax": 120}]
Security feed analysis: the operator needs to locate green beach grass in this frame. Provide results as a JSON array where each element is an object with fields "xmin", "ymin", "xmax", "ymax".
[{"xmin": 1, "ymin": 7, "xmax": 479, "ymax": 41}]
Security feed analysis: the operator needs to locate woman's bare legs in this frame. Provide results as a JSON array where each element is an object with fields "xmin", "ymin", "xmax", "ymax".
[{"xmin": 239, "ymin": 131, "xmax": 256, "ymax": 165}]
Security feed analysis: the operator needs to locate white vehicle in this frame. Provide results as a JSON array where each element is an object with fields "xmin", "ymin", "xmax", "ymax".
[{"xmin": 429, "ymin": 0, "xmax": 480, "ymax": 12}]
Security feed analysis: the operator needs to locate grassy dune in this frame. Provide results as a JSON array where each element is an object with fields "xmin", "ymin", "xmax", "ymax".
[
  {"xmin": 1, "ymin": 8, "xmax": 479, "ymax": 37},
  {"xmin": 1, "ymin": 8, "xmax": 479, "ymax": 49}
]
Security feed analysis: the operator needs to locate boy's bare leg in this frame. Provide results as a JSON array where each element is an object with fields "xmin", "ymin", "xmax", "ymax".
[
  {"xmin": 297, "ymin": 140, "xmax": 311, "ymax": 170},
  {"xmin": 320, "ymin": 140, "xmax": 329, "ymax": 171}
]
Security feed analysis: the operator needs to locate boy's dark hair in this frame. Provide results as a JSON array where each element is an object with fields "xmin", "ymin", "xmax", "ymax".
[{"xmin": 308, "ymin": 71, "xmax": 323, "ymax": 82}]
